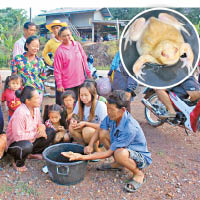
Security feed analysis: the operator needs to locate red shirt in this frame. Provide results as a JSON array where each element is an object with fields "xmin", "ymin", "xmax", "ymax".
[{"xmin": 1, "ymin": 88, "xmax": 21, "ymax": 116}]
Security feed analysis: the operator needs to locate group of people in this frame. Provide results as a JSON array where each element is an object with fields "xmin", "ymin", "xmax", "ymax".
[
  {"xmin": 1, "ymin": 17, "xmax": 200, "ymax": 192},
  {"xmin": 0, "ymin": 20, "xmax": 152, "ymax": 192}
]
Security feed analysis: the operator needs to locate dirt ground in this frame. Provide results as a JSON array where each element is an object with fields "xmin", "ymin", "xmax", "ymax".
[{"xmin": 0, "ymin": 93, "xmax": 200, "ymax": 200}]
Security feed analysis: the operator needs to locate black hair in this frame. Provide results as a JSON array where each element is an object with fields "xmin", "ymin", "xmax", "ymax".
[
  {"xmin": 61, "ymin": 90, "xmax": 76, "ymax": 104},
  {"xmin": 43, "ymin": 104, "xmax": 66, "ymax": 128},
  {"xmin": 107, "ymin": 90, "xmax": 129, "ymax": 109},
  {"xmin": 58, "ymin": 27, "xmax": 71, "ymax": 36},
  {"xmin": 24, "ymin": 35, "xmax": 39, "ymax": 51},
  {"xmin": 4, "ymin": 74, "xmax": 22, "ymax": 91},
  {"xmin": 24, "ymin": 22, "xmax": 36, "ymax": 30},
  {"xmin": 15, "ymin": 86, "xmax": 36, "ymax": 104}
]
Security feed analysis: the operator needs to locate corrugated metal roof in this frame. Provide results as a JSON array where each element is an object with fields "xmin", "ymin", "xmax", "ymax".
[{"xmin": 38, "ymin": 7, "xmax": 112, "ymax": 18}]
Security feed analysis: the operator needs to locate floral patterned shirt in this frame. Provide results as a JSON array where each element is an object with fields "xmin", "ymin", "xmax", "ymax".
[{"xmin": 11, "ymin": 53, "xmax": 46, "ymax": 93}]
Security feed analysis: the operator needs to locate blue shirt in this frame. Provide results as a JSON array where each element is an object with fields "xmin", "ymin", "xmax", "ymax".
[{"xmin": 100, "ymin": 111, "xmax": 152, "ymax": 166}]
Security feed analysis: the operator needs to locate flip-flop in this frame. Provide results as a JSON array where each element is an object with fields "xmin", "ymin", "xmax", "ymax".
[
  {"xmin": 96, "ymin": 163, "xmax": 122, "ymax": 171},
  {"xmin": 124, "ymin": 178, "xmax": 146, "ymax": 192}
]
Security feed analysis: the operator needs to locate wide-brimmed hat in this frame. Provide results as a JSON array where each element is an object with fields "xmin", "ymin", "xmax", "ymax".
[{"xmin": 46, "ymin": 20, "xmax": 68, "ymax": 32}]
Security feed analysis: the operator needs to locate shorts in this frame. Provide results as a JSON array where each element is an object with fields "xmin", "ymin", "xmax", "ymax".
[
  {"xmin": 127, "ymin": 149, "xmax": 147, "ymax": 169},
  {"xmin": 170, "ymin": 76, "xmax": 200, "ymax": 99}
]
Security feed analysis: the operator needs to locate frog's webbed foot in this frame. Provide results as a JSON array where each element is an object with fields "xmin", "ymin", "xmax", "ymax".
[
  {"xmin": 158, "ymin": 13, "xmax": 190, "ymax": 36},
  {"xmin": 124, "ymin": 17, "xmax": 146, "ymax": 51},
  {"xmin": 133, "ymin": 55, "xmax": 159, "ymax": 80},
  {"xmin": 180, "ymin": 43, "xmax": 194, "ymax": 74}
]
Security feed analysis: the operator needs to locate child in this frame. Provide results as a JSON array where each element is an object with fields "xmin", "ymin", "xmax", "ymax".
[
  {"xmin": 43, "ymin": 104, "xmax": 70, "ymax": 143},
  {"xmin": 1, "ymin": 74, "xmax": 22, "ymax": 119},
  {"xmin": 62, "ymin": 90, "xmax": 152, "ymax": 192},
  {"xmin": 61, "ymin": 90, "xmax": 77, "ymax": 128}
]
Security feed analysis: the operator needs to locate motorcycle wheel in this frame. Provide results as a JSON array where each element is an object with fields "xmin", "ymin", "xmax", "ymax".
[
  {"xmin": 144, "ymin": 94, "xmax": 164, "ymax": 127},
  {"xmin": 43, "ymin": 75, "xmax": 55, "ymax": 98}
]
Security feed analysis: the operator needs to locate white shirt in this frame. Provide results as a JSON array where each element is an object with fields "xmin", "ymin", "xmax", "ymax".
[
  {"xmin": 74, "ymin": 100, "xmax": 107, "ymax": 123},
  {"xmin": 13, "ymin": 36, "xmax": 26, "ymax": 58}
]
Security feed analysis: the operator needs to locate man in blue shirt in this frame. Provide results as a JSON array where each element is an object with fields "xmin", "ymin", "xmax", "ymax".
[{"xmin": 62, "ymin": 90, "xmax": 152, "ymax": 192}]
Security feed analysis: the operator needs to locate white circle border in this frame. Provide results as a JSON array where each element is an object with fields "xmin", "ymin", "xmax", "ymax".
[{"xmin": 119, "ymin": 7, "xmax": 200, "ymax": 89}]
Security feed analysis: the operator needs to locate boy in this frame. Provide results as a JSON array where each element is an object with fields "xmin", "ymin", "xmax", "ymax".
[{"xmin": 62, "ymin": 90, "xmax": 152, "ymax": 192}]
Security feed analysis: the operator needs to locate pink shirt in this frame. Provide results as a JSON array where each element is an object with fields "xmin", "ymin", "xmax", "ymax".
[
  {"xmin": 54, "ymin": 41, "xmax": 91, "ymax": 89},
  {"xmin": 6, "ymin": 103, "xmax": 41, "ymax": 149}
]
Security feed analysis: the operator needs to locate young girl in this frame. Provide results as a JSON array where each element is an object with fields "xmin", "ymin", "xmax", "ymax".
[
  {"xmin": 43, "ymin": 104, "xmax": 70, "ymax": 143},
  {"xmin": 61, "ymin": 90, "xmax": 77, "ymax": 127},
  {"xmin": 1, "ymin": 74, "xmax": 22, "ymax": 119},
  {"xmin": 69, "ymin": 80, "xmax": 107, "ymax": 151}
]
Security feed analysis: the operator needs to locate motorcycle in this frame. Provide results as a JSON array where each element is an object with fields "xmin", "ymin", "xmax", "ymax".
[{"xmin": 142, "ymin": 88, "xmax": 200, "ymax": 135}]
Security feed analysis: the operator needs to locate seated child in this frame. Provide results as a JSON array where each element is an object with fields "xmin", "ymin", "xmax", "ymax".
[
  {"xmin": 61, "ymin": 90, "xmax": 77, "ymax": 128},
  {"xmin": 1, "ymin": 74, "xmax": 22, "ymax": 120},
  {"xmin": 62, "ymin": 90, "xmax": 152, "ymax": 192},
  {"xmin": 43, "ymin": 104, "xmax": 70, "ymax": 143}
]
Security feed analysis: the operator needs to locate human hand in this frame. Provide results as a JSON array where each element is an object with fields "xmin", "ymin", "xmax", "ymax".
[
  {"xmin": 61, "ymin": 151, "xmax": 83, "ymax": 161},
  {"xmin": 58, "ymin": 126, "xmax": 65, "ymax": 131},
  {"xmin": 84, "ymin": 145, "xmax": 93, "ymax": 155},
  {"xmin": 125, "ymin": 92, "xmax": 132, "ymax": 101},
  {"xmin": 73, "ymin": 121, "xmax": 86, "ymax": 130},
  {"xmin": 37, "ymin": 124, "xmax": 47, "ymax": 139},
  {"xmin": 57, "ymin": 87, "xmax": 64, "ymax": 92}
]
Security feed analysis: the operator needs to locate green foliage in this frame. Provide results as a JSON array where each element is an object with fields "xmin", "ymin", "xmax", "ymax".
[
  {"xmin": 0, "ymin": 8, "xmax": 28, "ymax": 67},
  {"xmin": 110, "ymin": 8, "xmax": 147, "ymax": 20},
  {"xmin": 39, "ymin": 36, "xmax": 47, "ymax": 45}
]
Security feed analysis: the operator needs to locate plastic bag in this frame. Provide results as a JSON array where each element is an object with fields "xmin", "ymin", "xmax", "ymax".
[{"xmin": 96, "ymin": 77, "xmax": 112, "ymax": 97}]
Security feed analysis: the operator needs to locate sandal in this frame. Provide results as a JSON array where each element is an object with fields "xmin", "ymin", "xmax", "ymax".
[
  {"xmin": 96, "ymin": 163, "xmax": 122, "ymax": 171},
  {"xmin": 124, "ymin": 178, "xmax": 146, "ymax": 192}
]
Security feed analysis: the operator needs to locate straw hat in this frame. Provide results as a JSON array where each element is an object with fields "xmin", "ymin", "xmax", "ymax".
[{"xmin": 46, "ymin": 20, "xmax": 68, "ymax": 32}]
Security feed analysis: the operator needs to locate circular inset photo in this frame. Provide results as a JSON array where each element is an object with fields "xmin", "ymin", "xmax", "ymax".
[{"xmin": 120, "ymin": 7, "xmax": 200, "ymax": 89}]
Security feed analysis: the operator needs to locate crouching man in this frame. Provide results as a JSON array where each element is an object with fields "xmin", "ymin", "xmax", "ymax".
[{"xmin": 62, "ymin": 90, "xmax": 152, "ymax": 192}]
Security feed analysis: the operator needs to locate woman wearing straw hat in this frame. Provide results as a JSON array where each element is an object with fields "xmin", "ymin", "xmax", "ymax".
[{"xmin": 42, "ymin": 20, "xmax": 68, "ymax": 66}]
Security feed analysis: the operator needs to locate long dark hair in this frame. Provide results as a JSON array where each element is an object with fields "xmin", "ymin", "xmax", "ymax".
[
  {"xmin": 4, "ymin": 74, "xmax": 22, "ymax": 91},
  {"xmin": 24, "ymin": 35, "xmax": 39, "ymax": 51},
  {"xmin": 15, "ymin": 86, "xmax": 36, "ymax": 104},
  {"xmin": 78, "ymin": 80, "xmax": 97, "ymax": 121}
]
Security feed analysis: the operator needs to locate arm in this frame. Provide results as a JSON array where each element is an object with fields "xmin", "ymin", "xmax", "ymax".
[
  {"xmin": 38, "ymin": 59, "xmax": 47, "ymax": 81},
  {"xmin": 84, "ymin": 127, "xmax": 100, "ymax": 154},
  {"xmin": 73, "ymin": 121, "xmax": 100, "ymax": 130},
  {"xmin": 54, "ymin": 48, "xmax": 64, "ymax": 90},
  {"xmin": 10, "ymin": 57, "xmax": 19, "ymax": 74},
  {"xmin": 62, "ymin": 148, "xmax": 114, "ymax": 161},
  {"xmin": 42, "ymin": 41, "xmax": 53, "ymax": 66}
]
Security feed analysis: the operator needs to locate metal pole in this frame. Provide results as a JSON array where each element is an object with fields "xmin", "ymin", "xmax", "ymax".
[
  {"xmin": 116, "ymin": 18, "xmax": 119, "ymax": 40},
  {"xmin": 30, "ymin": 8, "xmax": 32, "ymax": 22}
]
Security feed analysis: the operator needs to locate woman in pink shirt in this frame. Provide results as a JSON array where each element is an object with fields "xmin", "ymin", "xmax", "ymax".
[
  {"xmin": 54, "ymin": 27, "xmax": 91, "ymax": 105},
  {"xmin": 6, "ymin": 86, "xmax": 55, "ymax": 172}
]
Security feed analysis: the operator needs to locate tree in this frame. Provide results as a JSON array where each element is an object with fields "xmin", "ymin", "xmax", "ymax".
[{"xmin": 0, "ymin": 8, "xmax": 28, "ymax": 66}]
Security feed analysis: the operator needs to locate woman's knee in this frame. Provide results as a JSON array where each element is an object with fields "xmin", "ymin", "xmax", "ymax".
[
  {"xmin": 8, "ymin": 140, "xmax": 33, "ymax": 156},
  {"xmin": 99, "ymin": 129, "xmax": 109, "ymax": 143},
  {"xmin": 82, "ymin": 127, "xmax": 95, "ymax": 141}
]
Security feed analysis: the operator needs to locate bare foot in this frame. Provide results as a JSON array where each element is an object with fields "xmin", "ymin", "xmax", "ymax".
[
  {"xmin": 13, "ymin": 162, "xmax": 27, "ymax": 172},
  {"xmin": 27, "ymin": 154, "xmax": 43, "ymax": 160}
]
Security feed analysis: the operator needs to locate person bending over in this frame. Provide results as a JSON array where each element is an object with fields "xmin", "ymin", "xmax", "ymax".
[{"xmin": 63, "ymin": 90, "xmax": 152, "ymax": 192}]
